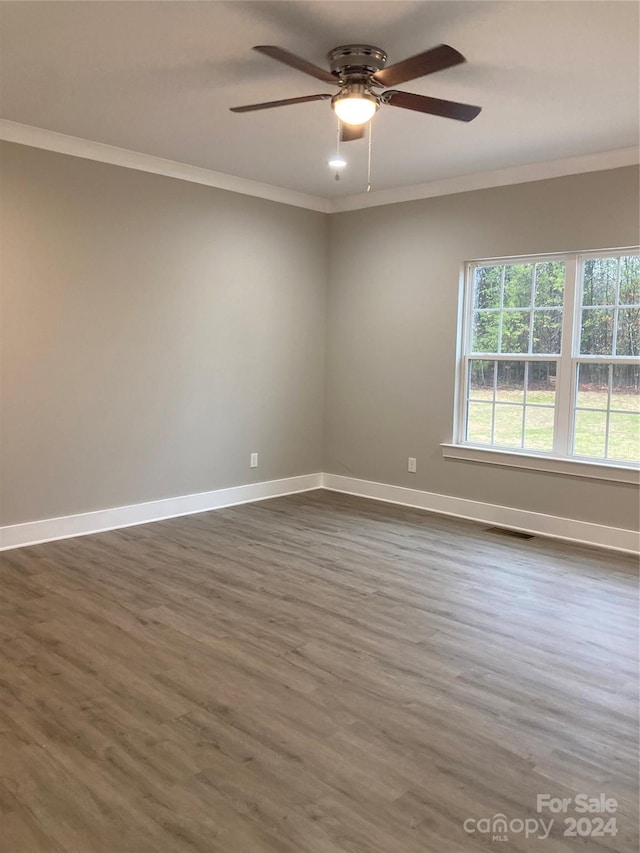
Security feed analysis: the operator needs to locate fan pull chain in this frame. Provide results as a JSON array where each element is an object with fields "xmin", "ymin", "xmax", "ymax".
[
  {"xmin": 366, "ymin": 119, "xmax": 373, "ymax": 192},
  {"xmin": 335, "ymin": 119, "xmax": 341, "ymax": 181}
]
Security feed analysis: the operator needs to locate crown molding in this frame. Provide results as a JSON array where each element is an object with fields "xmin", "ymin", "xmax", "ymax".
[
  {"xmin": 1, "ymin": 119, "xmax": 636, "ymax": 215},
  {"xmin": 329, "ymin": 147, "xmax": 640, "ymax": 213},
  {"xmin": 0, "ymin": 119, "xmax": 331, "ymax": 213}
]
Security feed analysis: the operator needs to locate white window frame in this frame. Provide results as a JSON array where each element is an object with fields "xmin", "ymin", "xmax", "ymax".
[{"xmin": 443, "ymin": 248, "xmax": 640, "ymax": 484}]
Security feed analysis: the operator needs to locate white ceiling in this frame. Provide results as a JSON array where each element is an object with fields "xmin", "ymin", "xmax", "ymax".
[{"xmin": 1, "ymin": 1, "xmax": 638, "ymax": 200}]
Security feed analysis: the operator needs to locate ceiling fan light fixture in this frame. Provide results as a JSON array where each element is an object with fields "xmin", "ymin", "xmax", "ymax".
[
  {"xmin": 332, "ymin": 89, "xmax": 378, "ymax": 126},
  {"xmin": 232, "ymin": 43, "xmax": 482, "ymax": 130}
]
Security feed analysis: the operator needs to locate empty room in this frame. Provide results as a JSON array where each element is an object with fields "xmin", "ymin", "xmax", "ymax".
[{"xmin": 0, "ymin": 1, "xmax": 638, "ymax": 851}]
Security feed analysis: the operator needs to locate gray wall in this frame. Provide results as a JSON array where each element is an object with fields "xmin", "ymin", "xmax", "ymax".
[
  {"xmin": 1, "ymin": 142, "xmax": 327, "ymax": 525},
  {"xmin": 325, "ymin": 166, "xmax": 640, "ymax": 531},
  {"xmin": 2, "ymin": 142, "xmax": 638, "ymax": 533}
]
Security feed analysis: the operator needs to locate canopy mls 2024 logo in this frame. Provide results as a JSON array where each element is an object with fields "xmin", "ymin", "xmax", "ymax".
[{"xmin": 463, "ymin": 793, "xmax": 619, "ymax": 843}]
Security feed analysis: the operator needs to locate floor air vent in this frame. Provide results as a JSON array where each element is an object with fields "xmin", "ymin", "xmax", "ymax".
[{"xmin": 485, "ymin": 527, "xmax": 535, "ymax": 540}]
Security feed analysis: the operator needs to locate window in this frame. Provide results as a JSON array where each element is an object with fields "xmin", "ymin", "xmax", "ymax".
[{"xmin": 456, "ymin": 249, "xmax": 640, "ymax": 467}]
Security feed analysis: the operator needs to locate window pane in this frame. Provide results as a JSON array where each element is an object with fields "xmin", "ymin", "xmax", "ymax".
[
  {"xmin": 534, "ymin": 261, "xmax": 565, "ymax": 307},
  {"xmin": 616, "ymin": 307, "xmax": 640, "ymax": 356},
  {"xmin": 608, "ymin": 413, "xmax": 640, "ymax": 462},
  {"xmin": 496, "ymin": 361, "xmax": 525, "ymax": 403},
  {"xmin": 577, "ymin": 363, "xmax": 609, "ymax": 410},
  {"xmin": 612, "ymin": 364, "xmax": 640, "ymax": 413},
  {"xmin": 532, "ymin": 309, "xmax": 562, "ymax": 354},
  {"xmin": 493, "ymin": 404, "xmax": 524, "ymax": 447},
  {"xmin": 524, "ymin": 407, "xmax": 554, "ymax": 452},
  {"xmin": 619, "ymin": 255, "xmax": 640, "ymax": 304},
  {"xmin": 580, "ymin": 307, "xmax": 614, "ymax": 355},
  {"xmin": 527, "ymin": 361, "xmax": 557, "ymax": 404},
  {"xmin": 466, "ymin": 402, "xmax": 493, "ymax": 444},
  {"xmin": 501, "ymin": 311, "xmax": 530, "ymax": 353},
  {"xmin": 582, "ymin": 257, "xmax": 618, "ymax": 306},
  {"xmin": 468, "ymin": 360, "xmax": 495, "ymax": 400},
  {"xmin": 472, "ymin": 311, "xmax": 499, "ymax": 352},
  {"xmin": 465, "ymin": 252, "xmax": 640, "ymax": 461},
  {"xmin": 503, "ymin": 264, "xmax": 533, "ymax": 308},
  {"xmin": 573, "ymin": 410, "xmax": 607, "ymax": 457},
  {"xmin": 474, "ymin": 266, "xmax": 502, "ymax": 309}
]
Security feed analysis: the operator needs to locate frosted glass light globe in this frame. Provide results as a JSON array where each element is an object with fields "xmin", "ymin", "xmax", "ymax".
[{"xmin": 333, "ymin": 93, "xmax": 378, "ymax": 126}]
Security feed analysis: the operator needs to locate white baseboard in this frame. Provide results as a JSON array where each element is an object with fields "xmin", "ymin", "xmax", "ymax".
[
  {"xmin": 321, "ymin": 473, "xmax": 639, "ymax": 555},
  {"xmin": 2, "ymin": 471, "xmax": 637, "ymax": 554},
  {"xmin": 0, "ymin": 473, "xmax": 323, "ymax": 551}
]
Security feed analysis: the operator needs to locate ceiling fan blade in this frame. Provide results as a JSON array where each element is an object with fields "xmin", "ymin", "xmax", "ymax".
[
  {"xmin": 230, "ymin": 94, "xmax": 332, "ymax": 113},
  {"xmin": 253, "ymin": 45, "xmax": 336, "ymax": 84},
  {"xmin": 340, "ymin": 123, "xmax": 366, "ymax": 142},
  {"xmin": 373, "ymin": 44, "xmax": 465, "ymax": 88},
  {"xmin": 384, "ymin": 90, "xmax": 481, "ymax": 122}
]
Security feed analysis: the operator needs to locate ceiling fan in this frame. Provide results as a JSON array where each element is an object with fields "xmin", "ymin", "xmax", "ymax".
[{"xmin": 230, "ymin": 43, "xmax": 482, "ymax": 140}]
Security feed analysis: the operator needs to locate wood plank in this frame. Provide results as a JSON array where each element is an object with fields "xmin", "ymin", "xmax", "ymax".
[{"xmin": 0, "ymin": 490, "xmax": 637, "ymax": 852}]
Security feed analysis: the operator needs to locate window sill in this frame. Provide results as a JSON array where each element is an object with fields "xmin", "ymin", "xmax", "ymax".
[{"xmin": 441, "ymin": 444, "xmax": 640, "ymax": 484}]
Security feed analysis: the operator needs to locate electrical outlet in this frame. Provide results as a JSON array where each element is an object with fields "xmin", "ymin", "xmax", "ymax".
[
  {"xmin": 408, "ymin": 457, "xmax": 417, "ymax": 473},
  {"xmin": 250, "ymin": 452, "xmax": 259, "ymax": 468}
]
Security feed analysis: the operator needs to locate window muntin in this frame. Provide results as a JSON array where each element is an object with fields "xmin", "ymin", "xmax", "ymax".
[
  {"xmin": 460, "ymin": 250, "xmax": 640, "ymax": 465},
  {"xmin": 465, "ymin": 359, "xmax": 557, "ymax": 452},
  {"xmin": 471, "ymin": 261, "xmax": 565, "ymax": 356},
  {"xmin": 580, "ymin": 255, "xmax": 640, "ymax": 356},
  {"xmin": 573, "ymin": 349, "xmax": 640, "ymax": 462}
]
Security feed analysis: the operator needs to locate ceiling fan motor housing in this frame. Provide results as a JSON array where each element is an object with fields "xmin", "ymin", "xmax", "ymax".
[{"xmin": 328, "ymin": 45, "xmax": 387, "ymax": 78}]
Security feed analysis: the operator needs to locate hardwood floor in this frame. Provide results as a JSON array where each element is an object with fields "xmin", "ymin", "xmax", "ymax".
[{"xmin": 0, "ymin": 490, "xmax": 637, "ymax": 852}]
